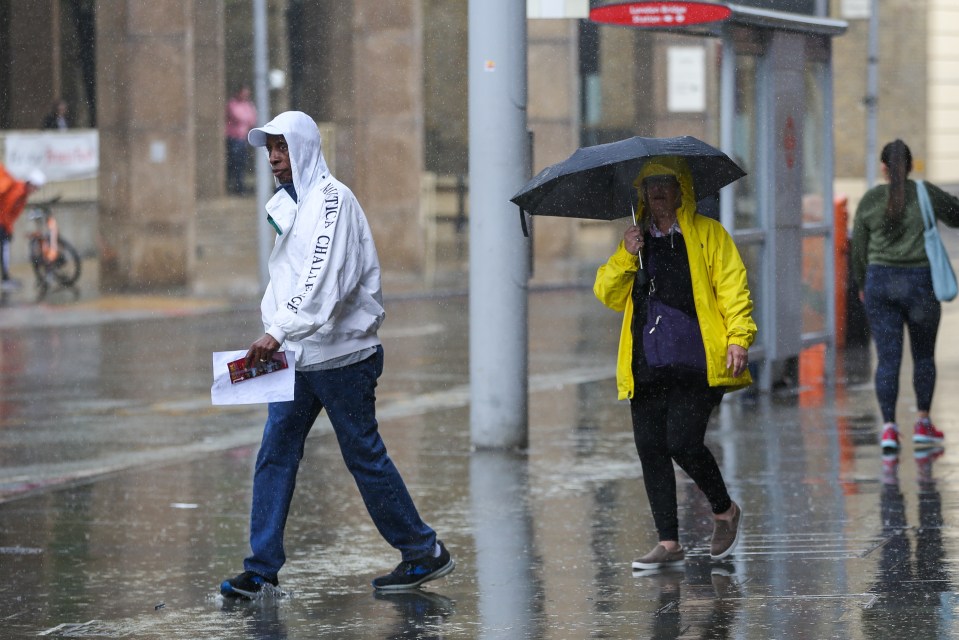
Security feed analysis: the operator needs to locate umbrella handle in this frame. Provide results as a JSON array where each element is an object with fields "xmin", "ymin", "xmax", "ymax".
[{"xmin": 630, "ymin": 203, "xmax": 644, "ymax": 269}]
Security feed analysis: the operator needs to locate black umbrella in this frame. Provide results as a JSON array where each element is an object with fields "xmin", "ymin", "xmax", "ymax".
[{"xmin": 510, "ymin": 135, "xmax": 745, "ymax": 223}]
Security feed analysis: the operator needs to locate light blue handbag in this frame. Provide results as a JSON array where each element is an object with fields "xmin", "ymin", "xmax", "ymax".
[{"xmin": 915, "ymin": 180, "xmax": 958, "ymax": 302}]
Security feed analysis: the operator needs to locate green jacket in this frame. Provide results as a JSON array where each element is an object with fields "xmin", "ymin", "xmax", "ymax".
[
  {"xmin": 593, "ymin": 157, "xmax": 756, "ymax": 400},
  {"xmin": 851, "ymin": 179, "xmax": 959, "ymax": 289}
]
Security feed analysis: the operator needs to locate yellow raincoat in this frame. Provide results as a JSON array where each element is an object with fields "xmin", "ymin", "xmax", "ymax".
[{"xmin": 593, "ymin": 156, "xmax": 757, "ymax": 400}]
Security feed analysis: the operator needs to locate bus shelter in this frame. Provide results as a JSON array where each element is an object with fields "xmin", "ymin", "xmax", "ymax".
[{"xmin": 591, "ymin": 3, "xmax": 848, "ymax": 391}]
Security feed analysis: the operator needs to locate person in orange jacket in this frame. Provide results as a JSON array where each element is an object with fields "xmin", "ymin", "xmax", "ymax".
[{"xmin": 0, "ymin": 165, "xmax": 46, "ymax": 288}]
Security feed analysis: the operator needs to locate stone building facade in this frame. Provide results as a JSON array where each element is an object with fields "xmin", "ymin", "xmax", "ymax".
[{"xmin": 832, "ymin": 0, "xmax": 959, "ymax": 208}]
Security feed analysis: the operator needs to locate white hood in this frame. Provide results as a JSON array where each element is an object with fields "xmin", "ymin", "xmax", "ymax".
[{"xmin": 249, "ymin": 110, "xmax": 330, "ymax": 191}]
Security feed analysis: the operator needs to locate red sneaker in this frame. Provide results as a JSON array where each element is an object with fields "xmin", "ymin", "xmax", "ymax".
[
  {"xmin": 880, "ymin": 424, "xmax": 900, "ymax": 451},
  {"xmin": 913, "ymin": 419, "xmax": 944, "ymax": 446}
]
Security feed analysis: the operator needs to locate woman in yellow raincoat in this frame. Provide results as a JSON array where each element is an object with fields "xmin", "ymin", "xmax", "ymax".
[{"xmin": 594, "ymin": 156, "xmax": 756, "ymax": 571}]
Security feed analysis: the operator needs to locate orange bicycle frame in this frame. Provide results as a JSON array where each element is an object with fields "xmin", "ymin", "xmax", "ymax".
[{"xmin": 42, "ymin": 216, "xmax": 58, "ymax": 263}]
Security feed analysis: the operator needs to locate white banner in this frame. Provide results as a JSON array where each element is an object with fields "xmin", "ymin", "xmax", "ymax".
[{"xmin": 4, "ymin": 131, "xmax": 99, "ymax": 182}]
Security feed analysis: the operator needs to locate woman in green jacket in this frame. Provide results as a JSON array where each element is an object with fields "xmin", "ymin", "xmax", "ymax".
[
  {"xmin": 851, "ymin": 139, "xmax": 959, "ymax": 455},
  {"xmin": 594, "ymin": 156, "xmax": 756, "ymax": 571}
]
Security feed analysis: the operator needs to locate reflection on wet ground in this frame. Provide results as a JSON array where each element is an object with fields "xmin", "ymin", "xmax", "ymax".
[{"xmin": 0, "ymin": 288, "xmax": 957, "ymax": 638}]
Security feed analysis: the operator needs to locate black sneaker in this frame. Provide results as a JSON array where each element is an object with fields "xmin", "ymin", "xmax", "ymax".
[
  {"xmin": 372, "ymin": 541, "xmax": 455, "ymax": 591},
  {"xmin": 220, "ymin": 570, "xmax": 278, "ymax": 599}
]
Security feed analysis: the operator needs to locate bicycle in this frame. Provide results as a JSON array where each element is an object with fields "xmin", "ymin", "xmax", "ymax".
[{"xmin": 26, "ymin": 196, "xmax": 82, "ymax": 300}]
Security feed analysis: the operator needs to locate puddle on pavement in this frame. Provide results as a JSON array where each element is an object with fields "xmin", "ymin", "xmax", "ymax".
[{"xmin": 1, "ymin": 290, "xmax": 958, "ymax": 637}]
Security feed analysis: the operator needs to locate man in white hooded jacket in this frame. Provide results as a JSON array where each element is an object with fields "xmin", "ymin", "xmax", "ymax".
[{"xmin": 220, "ymin": 111, "xmax": 454, "ymax": 598}]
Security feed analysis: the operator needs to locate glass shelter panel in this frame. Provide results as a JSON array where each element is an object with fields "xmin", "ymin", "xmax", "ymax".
[
  {"xmin": 801, "ymin": 59, "xmax": 830, "ymax": 339},
  {"xmin": 801, "ymin": 235, "xmax": 827, "ymax": 336},
  {"xmin": 802, "ymin": 62, "xmax": 826, "ymax": 225},
  {"xmin": 727, "ymin": 48, "xmax": 765, "ymax": 351},
  {"xmin": 738, "ymin": 241, "xmax": 764, "ymax": 332},
  {"xmin": 732, "ymin": 54, "xmax": 759, "ymax": 231}
]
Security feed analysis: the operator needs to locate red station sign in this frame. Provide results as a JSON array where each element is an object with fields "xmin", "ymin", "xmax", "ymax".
[{"xmin": 590, "ymin": 2, "xmax": 733, "ymax": 28}]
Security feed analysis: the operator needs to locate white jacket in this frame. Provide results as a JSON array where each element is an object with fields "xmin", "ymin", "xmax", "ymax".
[{"xmin": 250, "ymin": 111, "xmax": 384, "ymax": 367}]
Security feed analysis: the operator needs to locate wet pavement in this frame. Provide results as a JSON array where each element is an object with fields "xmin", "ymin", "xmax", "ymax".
[{"xmin": 1, "ymin": 272, "xmax": 958, "ymax": 639}]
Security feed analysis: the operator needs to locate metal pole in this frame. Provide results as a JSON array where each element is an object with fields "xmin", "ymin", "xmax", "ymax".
[
  {"xmin": 864, "ymin": 0, "xmax": 879, "ymax": 187},
  {"xmin": 719, "ymin": 31, "xmax": 735, "ymax": 231},
  {"xmin": 253, "ymin": 0, "xmax": 272, "ymax": 288},
  {"xmin": 468, "ymin": 0, "xmax": 530, "ymax": 449},
  {"xmin": 822, "ymin": 53, "xmax": 837, "ymax": 385}
]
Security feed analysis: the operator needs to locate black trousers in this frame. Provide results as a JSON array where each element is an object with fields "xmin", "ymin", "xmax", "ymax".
[{"xmin": 630, "ymin": 371, "xmax": 730, "ymax": 542}]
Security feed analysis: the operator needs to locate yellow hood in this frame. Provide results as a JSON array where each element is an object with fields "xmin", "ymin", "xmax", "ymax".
[{"xmin": 632, "ymin": 156, "xmax": 697, "ymax": 227}]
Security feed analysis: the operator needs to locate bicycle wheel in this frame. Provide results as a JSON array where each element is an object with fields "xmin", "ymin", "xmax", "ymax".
[
  {"xmin": 29, "ymin": 236, "xmax": 49, "ymax": 298},
  {"xmin": 50, "ymin": 238, "xmax": 82, "ymax": 287}
]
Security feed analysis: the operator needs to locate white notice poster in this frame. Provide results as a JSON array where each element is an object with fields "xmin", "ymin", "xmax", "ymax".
[
  {"xmin": 841, "ymin": 0, "xmax": 871, "ymax": 20},
  {"xmin": 527, "ymin": 0, "xmax": 588, "ymax": 19},
  {"xmin": 667, "ymin": 46, "xmax": 706, "ymax": 113}
]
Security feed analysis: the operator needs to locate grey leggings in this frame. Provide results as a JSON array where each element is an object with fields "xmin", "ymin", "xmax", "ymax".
[{"xmin": 863, "ymin": 265, "xmax": 940, "ymax": 423}]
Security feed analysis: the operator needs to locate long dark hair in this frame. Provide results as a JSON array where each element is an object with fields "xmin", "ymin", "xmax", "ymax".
[{"xmin": 880, "ymin": 139, "xmax": 913, "ymax": 236}]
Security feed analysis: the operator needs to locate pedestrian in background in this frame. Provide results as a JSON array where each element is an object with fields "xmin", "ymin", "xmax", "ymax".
[
  {"xmin": 851, "ymin": 139, "xmax": 959, "ymax": 455},
  {"xmin": 224, "ymin": 84, "xmax": 257, "ymax": 194},
  {"xmin": 594, "ymin": 156, "xmax": 756, "ymax": 571},
  {"xmin": 41, "ymin": 99, "xmax": 70, "ymax": 130},
  {"xmin": 0, "ymin": 165, "xmax": 46, "ymax": 290},
  {"xmin": 220, "ymin": 111, "xmax": 454, "ymax": 599}
]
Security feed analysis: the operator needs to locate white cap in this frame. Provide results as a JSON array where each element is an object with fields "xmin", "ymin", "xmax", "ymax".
[
  {"xmin": 27, "ymin": 169, "xmax": 47, "ymax": 187},
  {"xmin": 248, "ymin": 122, "xmax": 284, "ymax": 147}
]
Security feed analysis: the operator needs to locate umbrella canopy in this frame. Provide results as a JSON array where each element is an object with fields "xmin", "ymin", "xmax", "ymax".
[{"xmin": 510, "ymin": 135, "xmax": 746, "ymax": 222}]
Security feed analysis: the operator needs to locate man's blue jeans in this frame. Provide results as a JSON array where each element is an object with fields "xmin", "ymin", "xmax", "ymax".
[
  {"xmin": 863, "ymin": 265, "xmax": 941, "ymax": 423},
  {"xmin": 243, "ymin": 346, "xmax": 436, "ymax": 581}
]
